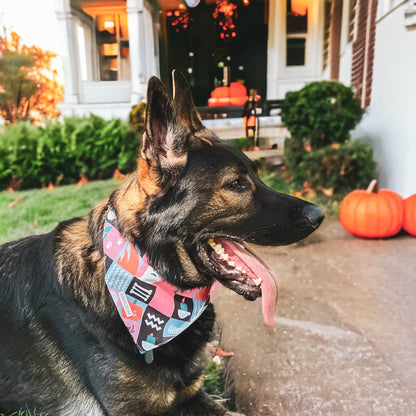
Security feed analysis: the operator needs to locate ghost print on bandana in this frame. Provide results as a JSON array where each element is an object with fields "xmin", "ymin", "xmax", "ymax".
[{"xmin": 103, "ymin": 208, "xmax": 212, "ymax": 356}]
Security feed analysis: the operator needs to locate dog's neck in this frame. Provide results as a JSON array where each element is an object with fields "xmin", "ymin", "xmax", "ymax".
[{"xmin": 103, "ymin": 207, "xmax": 212, "ymax": 363}]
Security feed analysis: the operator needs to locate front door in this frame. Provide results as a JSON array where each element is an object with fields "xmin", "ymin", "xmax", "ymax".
[{"xmin": 159, "ymin": 0, "xmax": 268, "ymax": 107}]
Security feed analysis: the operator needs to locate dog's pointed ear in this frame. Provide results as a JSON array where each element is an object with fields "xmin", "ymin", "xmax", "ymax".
[
  {"xmin": 172, "ymin": 70, "xmax": 204, "ymax": 132},
  {"xmin": 140, "ymin": 76, "xmax": 188, "ymax": 169},
  {"xmin": 138, "ymin": 76, "xmax": 189, "ymax": 195}
]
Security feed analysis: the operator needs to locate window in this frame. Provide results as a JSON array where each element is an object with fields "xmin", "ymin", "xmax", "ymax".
[
  {"xmin": 287, "ymin": 38, "xmax": 306, "ymax": 66},
  {"xmin": 286, "ymin": 0, "xmax": 308, "ymax": 67},
  {"xmin": 95, "ymin": 13, "xmax": 130, "ymax": 81}
]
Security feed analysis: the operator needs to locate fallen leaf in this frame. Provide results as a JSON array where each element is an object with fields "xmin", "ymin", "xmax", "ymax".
[
  {"xmin": 76, "ymin": 175, "xmax": 89, "ymax": 187},
  {"xmin": 113, "ymin": 169, "xmax": 125, "ymax": 179},
  {"xmin": 8, "ymin": 198, "xmax": 23, "ymax": 208},
  {"xmin": 321, "ymin": 187, "xmax": 334, "ymax": 197}
]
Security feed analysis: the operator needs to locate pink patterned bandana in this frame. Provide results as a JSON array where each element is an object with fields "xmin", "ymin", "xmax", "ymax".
[{"xmin": 103, "ymin": 208, "xmax": 212, "ymax": 363}]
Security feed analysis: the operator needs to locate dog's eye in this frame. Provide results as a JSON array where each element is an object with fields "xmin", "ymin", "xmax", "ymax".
[{"xmin": 226, "ymin": 179, "xmax": 247, "ymax": 193}]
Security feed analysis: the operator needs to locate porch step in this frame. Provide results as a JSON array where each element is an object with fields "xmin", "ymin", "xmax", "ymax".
[
  {"xmin": 244, "ymin": 148, "xmax": 283, "ymax": 162},
  {"xmin": 203, "ymin": 115, "xmax": 290, "ymax": 150}
]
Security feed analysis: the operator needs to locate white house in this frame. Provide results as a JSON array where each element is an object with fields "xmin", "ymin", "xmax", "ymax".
[
  {"xmin": 55, "ymin": 0, "xmax": 332, "ymax": 115},
  {"xmin": 351, "ymin": 0, "xmax": 416, "ymax": 198},
  {"xmin": 55, "ymin": 0, "xmax": 416, "ymax": 196}
]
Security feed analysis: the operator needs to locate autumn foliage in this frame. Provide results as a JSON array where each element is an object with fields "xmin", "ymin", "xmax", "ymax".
[{"xmin": 0, "ymin": 29, "xmax": 63, "ymax": 124}]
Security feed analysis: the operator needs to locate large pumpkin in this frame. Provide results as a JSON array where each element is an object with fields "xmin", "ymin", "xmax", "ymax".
[
  {"xmin": 403, "ymin": 194, "xmax": 416, "ymax": 236},
  {"xmin": 340, "ymin": 180, "xmax": 403, "ymax": 238}
]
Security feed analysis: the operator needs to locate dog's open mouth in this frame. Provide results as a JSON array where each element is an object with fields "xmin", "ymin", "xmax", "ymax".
[{"xmin": 200, "ymin": 238, "xmax": 278, "ymax": 326}]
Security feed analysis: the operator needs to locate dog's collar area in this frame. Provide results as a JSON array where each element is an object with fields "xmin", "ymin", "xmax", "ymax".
[{"xmin": 103, "ymin": 207, "xmax": 212, "ymax": 364}]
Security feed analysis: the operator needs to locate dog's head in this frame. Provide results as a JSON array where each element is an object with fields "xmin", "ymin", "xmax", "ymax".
[{"xmin": 111, "ymin": 71, "xmax": 323, "ymax": 325}]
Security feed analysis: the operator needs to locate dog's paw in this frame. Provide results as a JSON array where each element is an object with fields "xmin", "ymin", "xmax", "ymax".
[{"xmin": 225, "ymin": 412, "xmax": 246, "ymax": 416}]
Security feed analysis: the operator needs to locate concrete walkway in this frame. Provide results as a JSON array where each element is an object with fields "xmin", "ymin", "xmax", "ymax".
[{"xmin": 213, "ymin": 219, "xmax": 416, "ymax": 415}]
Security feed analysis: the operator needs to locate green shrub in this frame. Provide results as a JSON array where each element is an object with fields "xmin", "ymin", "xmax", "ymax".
[
  {"xmin": 281, "ymin": 81, "xmax": 363, "ymax": 149},
  {"xmin": 298, "ymin": 141, "xmax": 377, "ymax": 195},
  {"xmin": 0, "ymin": 122, "xmax": 43, "ymax": 189},
  {"xmin": 129, "ymin": 101, "xmax": 147, "ymax": 133},
  {"xmin": 64, "ymin": 116, "xmax": 139, "ymax": 180},
  {"xmin": 0, "ymin": 116, "xmax": 140, "ymax": 190},
  {"xmin": 35, "ymin": 121, "xmax": 68, "ymax": 185},
  {"xmin": 227, "ymin": 137, "xmax": 252, "ymax": 150},
  {"xmin": 280, "ymin": 81, "xmax": 373, "ymax": 195},
  {"xmin": 283, "ymin": 136, "xmax": 305, "ymax": 181},
  {"xmin": 64, "ymin": 115, "xmax": 107, "ymax": 178}
]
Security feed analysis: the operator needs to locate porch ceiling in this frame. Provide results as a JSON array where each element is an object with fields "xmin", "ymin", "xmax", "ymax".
[
  {"xmin": 72, "ymin": 0, "xmax": 126, "ymax": 9},
  {"xmin": 160, "ymin": 0, "xmax": 183, "ymax": 10},
  {"xmin": 72, "ymin": 0, "xmax": 185, "ymax": 11}
]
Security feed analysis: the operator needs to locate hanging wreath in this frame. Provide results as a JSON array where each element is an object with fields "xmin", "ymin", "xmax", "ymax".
[
  {"xmin": 213, "ymin": 0, "xmax": 238, "ymax": 39},
  {"xmin": 166, "ymin": 5, "xmax": 190, "ymax": 32}
]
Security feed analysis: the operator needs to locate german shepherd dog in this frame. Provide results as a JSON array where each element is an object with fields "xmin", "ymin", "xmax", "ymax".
[{"xmin": 0, "ymin": 71, "xmax": 323, "ymax": 415}]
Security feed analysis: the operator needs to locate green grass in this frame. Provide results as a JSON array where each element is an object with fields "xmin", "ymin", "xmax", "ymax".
[
  {"xmin": 0, "ymin": 179, "xmax": 120, "ymax": 244},
  {"xmin": 204, "ymin": 360, "xmax": 224, "ymax": 396}
]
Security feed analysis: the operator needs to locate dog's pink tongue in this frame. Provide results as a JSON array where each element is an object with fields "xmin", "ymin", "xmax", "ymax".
[{"xmin": 217, "ymin": 239, "xmax": 278, "ymax": 326}]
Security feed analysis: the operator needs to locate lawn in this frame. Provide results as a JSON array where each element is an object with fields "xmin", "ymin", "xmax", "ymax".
[
  {"xmin": 1, "ymin": 410, "xmax": 48, "ymax": 416},
  {"xmin": 0, "ymin": 179, "xmax": 120, "ymax": 244}
]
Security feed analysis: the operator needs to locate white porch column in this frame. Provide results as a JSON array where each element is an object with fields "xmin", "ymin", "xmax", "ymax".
[
  {"xmin": 55, "ymin": 0, "xmax": 80, "ymax": 105},
  {"xmin": 127, "ymin": 0, "xmax": 148, "ymax": 104}
]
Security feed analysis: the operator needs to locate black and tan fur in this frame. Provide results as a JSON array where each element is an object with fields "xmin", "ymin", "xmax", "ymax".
[{"xmin": 0, "ymin": 72, "xmax": 323, "ymax": 415}]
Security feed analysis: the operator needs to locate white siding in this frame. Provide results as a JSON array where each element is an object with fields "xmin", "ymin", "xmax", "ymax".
[{"xmin": 353, "ymin": 1, "xmax": 416, "ymax": 197}]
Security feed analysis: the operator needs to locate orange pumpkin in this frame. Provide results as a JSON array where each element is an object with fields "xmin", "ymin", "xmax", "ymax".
[
  {"xmin": 403, "ymin": 194, "xmax": 416, "ymax": 236},
  {"xmin": 340, "ymin": 180, "xmax": 404, "ymax": 238}
]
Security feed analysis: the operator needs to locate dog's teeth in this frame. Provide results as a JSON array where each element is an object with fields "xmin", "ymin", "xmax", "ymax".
[
  {"xmin": 228, "ymin": 261, "xmax": 236, "ymax": 267},
  {"xmin": 209, "ymin": 240, "xmax": 226, "ymax": 255},
  {"xmin": 216, "ymin": 246, "xmax": 225, "ymax": 254},
  {"xmin": 253, "ymin": 277, "xmax": 262, "ymax": 286},
  {"xmin": 220, "ymin": 253, "xmax": 229, "ymax": 261},
  {"xmin": 236, "ymin": 266, "xmax": 242, "ymax": 271},
  {"xmin": 214, "ymin": 243, "xmax": 223, "ymax": 253}
]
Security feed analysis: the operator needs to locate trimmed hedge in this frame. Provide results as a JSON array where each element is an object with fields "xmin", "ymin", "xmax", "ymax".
[
  {"xmin": 281, "ymin": 81, "xmax": 377, "ymax": 195},
  {"xmin": 281, "ymin": 81, "xmax": 363, "ymax": 149},
  {"xmin": 0, "ymin": 116, "xmax": 140, "ymax": 190},
  {"xmin": 297, "ymin": 141, "xmax": 377, "ymax": 195}
]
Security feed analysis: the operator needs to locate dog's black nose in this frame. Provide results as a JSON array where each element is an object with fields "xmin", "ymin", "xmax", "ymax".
[{"xmin": 302, "ymin": 204, "xmax": 324, "ymax": 228}]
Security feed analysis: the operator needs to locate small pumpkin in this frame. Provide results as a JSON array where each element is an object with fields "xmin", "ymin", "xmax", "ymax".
[
  {"xmin": 340, "ymin": 180, "xmax": 404, "ymax": 238},
  {"xmin": 403, "ymin": 194, "xmax": 416, "ymax": 236}
]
